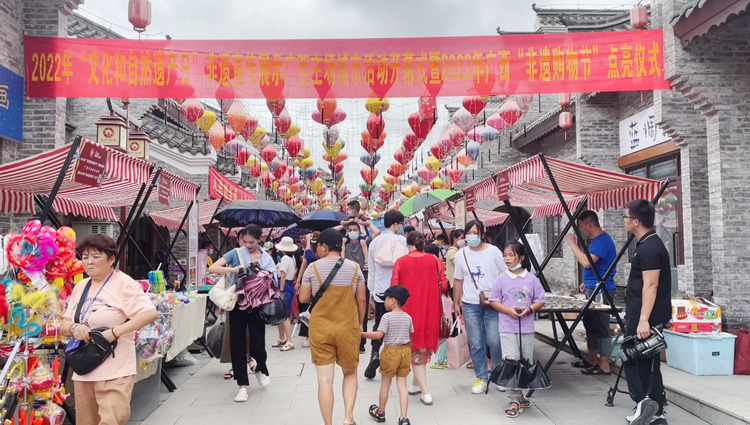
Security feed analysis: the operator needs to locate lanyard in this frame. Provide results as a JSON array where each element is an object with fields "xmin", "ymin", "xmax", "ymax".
[{"xmin": 79, "ymin": 270, "xmax": 114, "ymax": 323}]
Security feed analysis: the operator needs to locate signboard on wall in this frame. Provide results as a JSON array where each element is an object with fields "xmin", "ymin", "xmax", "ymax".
[
  {"xmin": 496, "ymin": 172, "xmax": 511, "ymax": 201},
  {"xmin": 619, "ymin": 106, "xmax": 671, "ymax": 157},
  {"xmin": 454, "ymin": 199, "xmax": 466, "ymax": 230},
  {"xmin": 187, "ymin": 202, "xmax": 199, "ymax": 290},
  {"xmin": 72, "ymin": 142, "xmax": 108, "ymax": 187},
  {"xmin": 0, "ymin": 65, "xmax": 23, "ymax": 142}
]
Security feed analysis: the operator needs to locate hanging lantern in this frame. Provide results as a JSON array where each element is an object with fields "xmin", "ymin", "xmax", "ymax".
[
  {"xmin": 260, "ymin": 144, "xmax": 278, "ymax": 163},
  {"xmin": 285, "ymin": 135, "xmax": 302, "ymax": 158},
  {"xmin": 559, "ymin": 93, "xmax": 572, "ymax": 109},
  {"xmin": 274, "ymin": 109, "xmax": 292, "ymax": 135},
  {"xmin": 515, "ymin": 94, "xmax": 534, "ymax": 115},
  {"xmin": 630, "ymin": 4, "xmax": 648, "ymax": 30},
  {"xmin": 499, "ymin": 99, "xmax": 522, "ymax": 127},
  {"xmin": 180, "ymin": 98, "xmax": 204, "ymax": 124},
  {"xmin": 227, "ymin": 101, "xmax": 247, "ymax": 134},
  {"xmin": 559, "ymin": 111, "xmax": 573, "ymax": 140},
  {"xmin": 267, "ymin": 98, "xmax": 286, "ymax": 117},
  {"xmin": 462, "ymin": 96, "xmax": 487, "ymax": 118},
  {"xmin": 197, "ymin": 110, "xmax": 216, "ymax": 133},
  {"xmin": 128, "ymin": 0, "xmax": 151, "ymax": 33},
  {"xmin": 215, "ymin": 85, "xmax": 235, "ymax": 114},
  {"xmin": 236, "ymin": 148, "xmax": 251, "ymax": 167},
  {"xmin": 208, "ymin": 122, "xmax": 226, "ymax": 151}
]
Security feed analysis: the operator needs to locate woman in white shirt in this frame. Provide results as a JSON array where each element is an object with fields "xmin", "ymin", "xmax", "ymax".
[{"xmin": 452, "ymin": 220, "xmax": 506, "ymax": 395}]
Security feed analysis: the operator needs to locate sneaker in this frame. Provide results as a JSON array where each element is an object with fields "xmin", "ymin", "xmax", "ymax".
[
  {"xmin": 255, "ymin": 372, "xmax": 270, "ymax": 389},
  {"xmin": 629, "ymin": 398, "xmax": 658, "ymax": 425},
  {"xmin": 302, "ymin": 339, "xmax": 310, "ymax": 347},
  {"xmin": 408, "ymin": 385, "xmax": 421, "ymax": 395},
  {"xmin": 234, "ymin": 387, "xmax": 249, "ymax": 402},
  {"xmin": 430, "ymin": 363, "xmax": 447, "ymax": 370},
  {"xmin": 651, "ymin": 413, "xmax": 667, "ymax": 424},
  {"xmin": 471, "ymin": 378, "xmax": 488, "ymax": 395},
  {"xmin": 420, "ymin": 394, "xmax": 433, "ymax": 405},
  {"xmin": 496, "ymin": 384, "xmax": 507, "ymax": 392}
]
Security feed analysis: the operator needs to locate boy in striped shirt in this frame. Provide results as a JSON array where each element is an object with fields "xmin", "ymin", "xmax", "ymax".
[{"xmin": 362, "ymin": 286, "xmax": 413, "ymax": 425}]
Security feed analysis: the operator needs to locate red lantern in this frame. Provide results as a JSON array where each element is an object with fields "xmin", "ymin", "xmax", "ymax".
[
  {"xmin": 408, "ymin": 112, "xmax": 434, "ymax": 140},
  {"xmin": 448, "ymin": 168, "xmax": 463, "ymax": 184},
  {"xmin": 360, "ymin": 167, "xmax": 378, "ymax": 185},
  {"xmin": 430, "ymin": 143, "xmax": 448, "ymax": 160},
  {"xmin": 260, "ymin": 145, "xmax": 277, "ymax": 163},
  {"xmin": 559, "ymin": 93, "xmax": 572, "ymax": 108},
  {"xmin": 559, "ymin": 111, "xmax": 573, "ymax": 140},
  {"xmin": 180, "ymin": 98, "xmax": 204, "ymax": 124},
  {"xmin": 630, "ymin": 5, "xmax": 648, "ymax": 30},
  {"xmin": 367, "ymin": 113, "xmax": 386, "ymax": 140},
  {"xmin": 402, "ymin": 131, "xmax": 421, "ymax": 153},
  {"xmin": 499, "ymin": 99, "xmax": 522, "ymax": 127},
  {"xmin": 236, "ymin": 148, "xmax": 251, "ymax": 167},
  {"xmin": 249, "ymin": 164, "xmax": 261, "ymax": 178},
  {"xmin": 274, "ymin": 109, "xmax": 292, "ymax": 135},
  {"xmin": 240, "ymin": 115, "xmax": 259, "ymax": 140},
  {"xmin": 285, "ymin": 135, "xmax": 302, "ymax": 158},
  {"xmin": 128, "ymin": 0, "xmax": 151, "ymax": 33},
  {"xmin": 462, "ymin": 96, "xmax": 487, "ymax": 117},
  {"xmin": 261, "ymin": 171, "xmax": 275, "ymax": 188},
  {"xmin": 274, "ymin": 162, "xmax": 288, "ymax": 180}
]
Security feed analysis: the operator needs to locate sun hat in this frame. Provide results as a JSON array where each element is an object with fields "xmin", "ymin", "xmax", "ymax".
[{"xmin": 275, "ymin": 236, "xmax": 297, "ymax": 253}]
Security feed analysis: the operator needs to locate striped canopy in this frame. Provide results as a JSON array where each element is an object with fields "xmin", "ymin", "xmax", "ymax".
[
  {"xmin": 149, "ymin": 198, "xmax": 224, "ymax": 232},
  {"xmin": 433, "ymin": 201, "xmax": 509, "ymax": 227},
  {"xmin": 465, "ymin": 155, "xmax": 663, "ymax": 218}
]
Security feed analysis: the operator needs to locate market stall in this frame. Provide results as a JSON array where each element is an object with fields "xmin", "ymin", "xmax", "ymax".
[{"xmin": 464, "ymin": 154, "xmax": 668, "ymax": 396}]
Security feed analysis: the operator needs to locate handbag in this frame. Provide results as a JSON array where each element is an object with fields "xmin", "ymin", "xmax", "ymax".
[
  {"xmin": 64, "ymin": 280, "xmax": 118, "ymax": 375},
  {"xmin": 299, "ymin": 259, "xmax": 344, "ymax": 326},
  {"xmin": 446, "ymin": 320, "xmax": 471, "ymax": 370},
  {"xmin": 208, "ymin": 248, "xmax": 242, "ymax": 311},
  {"xmin": 463, "ymin": 252, "xmax": 492, "ymax": 308},
  {"xmin": 435, "ymin": 258, "xmax": 452, "ymax": 339},
  {"xmin": 258, "ymin": 274, "xmax": 287, "ymax": 326},
  {"xmin": 729, "ymin": 327, "xmax": 750, "ymax": 375}
]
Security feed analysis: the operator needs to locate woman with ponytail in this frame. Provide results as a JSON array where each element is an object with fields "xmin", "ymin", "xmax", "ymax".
[{"xmin": 390, "ymin": 231, "xmax": 449, "ymax": 406}]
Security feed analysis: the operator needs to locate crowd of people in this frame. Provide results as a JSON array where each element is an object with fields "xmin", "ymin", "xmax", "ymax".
[{"xmin": 202, "ymin": 199, "xmax": 672, "ymax": 425}]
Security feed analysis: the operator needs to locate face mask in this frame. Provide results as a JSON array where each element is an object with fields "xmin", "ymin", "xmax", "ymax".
[
  {"xmin": 457, "ymin": 240, "xmax": 466, "ymax": 248},
  {"xmin": 348, "ymin": 231, "xmax": 360, "ymax": 241},
  {"xmin": 348, "ymin": 211, "xmax": 355, "ymax": 218},
  {"xmin": 465, "ymin": 235, "xmax": 481, "ymax": 247},
  {"xmin": 208, "ymin": 249, "xmax": 214, "ymax": 255},
  {"xmin": 508, "ymin": 262, "xmax": 523, "ymax": 271}
]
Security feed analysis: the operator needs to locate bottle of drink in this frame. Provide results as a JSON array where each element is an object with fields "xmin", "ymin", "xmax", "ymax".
[{"xmin": 595, "ymin": 291, "xmax": 603, "ymax": 305}]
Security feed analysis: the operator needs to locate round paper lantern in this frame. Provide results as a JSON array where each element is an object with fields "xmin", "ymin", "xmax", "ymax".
[
  {"xmin": 323, "ymin": 126, "xmax": 339, "ymax": 148},
  {"xmin": 431, "ymin": 176, "xmax": 444, "ymax": 189},
  {"xmin": 360, "ymin": 167, "xmax": 378, "ymax": 185},
  {"xmin": 197, "ymin": 110, "xmax": 216, "ymax": 133},
  {"xmin": 248, "ymin": 127, "xmax": 266, "ymax": 147},
  {"xmin": 128, "ymin": 0, "xmax": 151, "ymax": 33},
  {"xmin": 261, "ymin": 171, "xmax": 275, "ymax": 188},
  {"xmin": 445, "ymin": 124, "xmax": 466, "ymax": 149},
  {"xmin": 285, "ymin": 135, "xmax": 302, "ymax": 158},
  {"xmin": 301, "ymin": 148, "xmax": 311, "ymax": 159},
  {"xmin": 559, "ymin": 93, "xmax": 572, "ymax": 108},
  {"xmin": 260, "ymin": 144, "xmax": 277, "ymax": 163},
  {"xmin": 274, "ymin": 108, "xmax": 292, "ymax": 135},
  {"xmin": 630, "ymin": 4, "xmax": 648, "ymax": 29},
  {"xmin": 316, "ymin": 98, "xmax": 337, "ymax": 123},
  {"xmin": 257, "ymin": 135, "xmax": 270, "ymax": 151},
  {"xmin": 367, "ymin": 113, "xmax": 386, "ymax": 139},
  {"xmin": 408, "ymin": 112, "xmax": 434, "ymax": 140},
  {"xmin": 486, "ymin": 112, "xmax": 508, "ymax": 131},
  {"xmin": 240, "ymin": 114, "xmax": 259, "ymax": 140},
  {"xmin": 332, "ymin": 151, "xmax": 348, "ymax": 164},
  {"xmin": 267, "ymin": 98, "xmax": 286, "ymax": 117},
  {"xmin": 360, "ymin": 152, "xmax": 381, "ymax": 167},
  {"xmin": 417, "ymin": 165, "xmax": 437, "ymax": 181},
  {"xmin": 268, "ymin": 158, "xmax": 280, "ymax": 173},
  {"xmin": 245, "ymin": 155, "xmax": 260, "ymax": 167},
  {"xmin": 215, "ymin": 84, "xmax": 235, "ymax": 114},
  {"xmin": 402, "ymin": 131, "xmax": 421, "ymax": 153},
  {"xmin": 467, "ymin": 141, "xmax": 481, "ymax": 162},
  {"xmin": 425, "ymin": 155, "xmax": 441, "ymax": 173},
  {"xmin": 456, "ymin": 154, "xmax": 472, "ymax": 167},
  {"xmin": 499, "ymin": 99, "xmax": 522, "ymax": 127},
  {"xmin": 462, "ymin": 95, "xmax": 487, "ymax": 117},
  {"xmin": 208, "ymin": 122, "xmax": 226, "ymax": 151},
  {"xmin": 430, "ymin": 143, "xmax": 449, "ymax": 160},
  {"xmin": 323, "ymin": 140, "xmax": 343, "ymax": 158},
  {"xmin": 285, "ymin": 122, "xmax": 300, "ymax": 139},
  {"xmin": 559, "ymin": 111, "xmax": 573, "ymax": 140},
  {"xmin": 365, "ymin": 97, "xmax": 390, "ymax": 115},
  {"xmin": 223, "ymin": 139, "xmax": 243, "ymax": 157},
  {"xmin": 300, "ymin": 157, "xmax": 314, "ymax": 171},
  {"xmin": 227, "ymin": 101, "xmax": 247, "ymax": 134},
  {"xmin": 249, "ymin": 164, "xmax": 261, "ymax": 178},
  {"xmin": 180, "ymin": 98, "xmax": 204, "ymax": 124},
  {"xmin": 452, "ymin": 109, "xmax": 475, "ymax": 133},
  {"xmin": 515, "ymin": 94, "xmax": 534, "ymax": 114},
  {"xmin": 236, "ymin": 148, "xmax": 251, "ymax": 167}
]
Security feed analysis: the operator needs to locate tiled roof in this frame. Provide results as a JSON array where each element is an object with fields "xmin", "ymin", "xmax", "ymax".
[
  {"xmin": 670, "ymin": 0, "xmax": 750, "ymax": 45},
  {"xmin": 67, "ymin": 13, "xmax": 124, "ymax": 39},
  {"xmin": 139, "ymin": 114, "xmax": 210, "ymax": 156},
  {"xmin": 530, "ymin": 4, "xmax": 647, "ymax": 33}
]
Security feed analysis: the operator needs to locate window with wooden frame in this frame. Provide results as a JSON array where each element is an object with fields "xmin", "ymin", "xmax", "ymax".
[{"xmin": 546, "ymin": 215, "xmax": 563, "ymax": 258}]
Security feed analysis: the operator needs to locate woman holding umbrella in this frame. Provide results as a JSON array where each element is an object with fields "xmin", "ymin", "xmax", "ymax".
[{"xmin": 208, "ymin": 224, "xmax": 278, "ymax": 402}]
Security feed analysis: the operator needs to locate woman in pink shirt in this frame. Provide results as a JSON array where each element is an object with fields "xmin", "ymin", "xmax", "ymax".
[{"xmin": 61, "ymin": 234, "xmax": 158, "ymax": 425}]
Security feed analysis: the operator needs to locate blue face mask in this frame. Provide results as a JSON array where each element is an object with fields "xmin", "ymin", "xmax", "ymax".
[
  {"xmin": 348, "ymin": 231, "xmax": 360, "ymax": 241},
  {"xmin": 508, "ymin": 262, "xmax": 523, "ymax": 271},
  {"xmin": 465, "ymin": 234, "xmax": 481, "ymax": 247}
]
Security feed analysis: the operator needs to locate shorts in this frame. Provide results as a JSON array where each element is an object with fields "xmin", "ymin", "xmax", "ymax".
[
  {"xmin": 310, "ymin": 328, "xmax": 360, "ymax": 369},
  {"xmin": 380, "ymin": 344, "xmax": 412, "ymax": 377},
  {"xmin": 282, "ymin": 281, "xmax": 295, "ymax": 314},
  {"xmin": 411, "ymin": 348, "xmax": 433, "ymax": 366}
]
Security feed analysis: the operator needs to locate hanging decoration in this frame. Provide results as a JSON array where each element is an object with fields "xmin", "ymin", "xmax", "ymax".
[
  {"xmin": 180, "ymin": 98, "xmax": 204, "ymax": 124},
  {"xmin": 227, "ymin": 101, "xmax": 247, "ymax": 134},
  {"xmin": 197, "ymin": 110, "xmax": 217, "ymax": 133}
]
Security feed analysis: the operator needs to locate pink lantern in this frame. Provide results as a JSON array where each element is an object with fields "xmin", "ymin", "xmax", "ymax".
[
  {"xmin": 215, "ymin": 85, "xmax": 235, "ymax": 114},
  {"xmin": 261, "ymin": 171, "xmax": 275, "ymax": 188},
  {"xmin": 260, "ymin": 145, "xmax": 277, "ymax": 163},
  {"xmin": 559, "ymin": 93, "xmax": 572, "ymax": 108},
  {"xmin": 236, "ymin": 148, "xmax": 251, "ymax": 167},
  {"xmin": 515, "ymin": 94, "xmax": 534, "ymax": 114},
  {"xmin": 227, "ymin": 101, "xmax": 247, "ymax": 134},
  {"xmin": 486, "ymin": 112, "xmax": 508, "ymax": 131},
  {"xmin": 630, "ymin": 5, "xmax": 648, "ymax": 30},
  {"xmin": 240, "ymin": 115, "xmax": 259, "ymax": 140},
  {"xmin": 285, "ymin": 135, "xmax": 302, "ymax": 158},
  {"xmin": 499, "ymin": 99, "xmax": 522, "ymax": 127},
  {"xmin": 180, "ymin": 98, "xmax": 204, "ymax": 124},
  {"xmin": 417, "ymin": 166, "xmax": 437, "ymax": 181},
  {"xmin": 266, "ymin": 98, "xmax": 286, "ymax": 117},
  {"xmin": 402, "ymin": 131, "xmax": 421, "ymax": 153},
  {"xmin": 408, "ymin": 112, "xmax": 434, "ymax": 140},
  {"xmin": 431, "ymin": 143, "xmax": 449, "ymax": 160},
  {"xmin": 559, "ymin": 111, "xmax": 573, "ymax": 140},
  {"xmin": 274, "ymin": 109, "xmax": 292, "ymax": 135},
  {"xmin": 128, "ymin": 0, "xmax": 151, "ymax": 33}
]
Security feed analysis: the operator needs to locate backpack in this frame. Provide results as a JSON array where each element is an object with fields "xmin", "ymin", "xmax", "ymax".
[{"xmin": 374, "ymin": 236, "xmax": 407, "ymax": 267}]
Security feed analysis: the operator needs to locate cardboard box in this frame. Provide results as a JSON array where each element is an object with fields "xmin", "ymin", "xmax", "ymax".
[{"xmin": 670, "ymin": 297, "xmax": 721, "ymax": 334}]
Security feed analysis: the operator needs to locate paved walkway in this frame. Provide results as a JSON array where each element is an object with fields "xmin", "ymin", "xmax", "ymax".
[{"xmin": 138, "ymin": 332, "xmax": 708, "ymax": 425}]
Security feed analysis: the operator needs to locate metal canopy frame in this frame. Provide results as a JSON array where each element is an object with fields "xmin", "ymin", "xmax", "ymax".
[{"xmin": 485, "ymin": 154, "xmax": 670, "ymax": 398}]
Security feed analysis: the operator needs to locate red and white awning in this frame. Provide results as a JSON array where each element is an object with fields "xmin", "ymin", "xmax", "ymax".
[
  {"xmin": 149, "ymin": 198, "xmax": 223, "ymax": 232},
  {"xmin": 464, "ymin": 155, "xmax": 662, "ymax": 218},
  {"xmin": 433, "ymin": 201, "xmax": 509, "ymax": 227},
  {"xmin": 0, "ymin": 138, "xmax": 151, "ymax": 216}
]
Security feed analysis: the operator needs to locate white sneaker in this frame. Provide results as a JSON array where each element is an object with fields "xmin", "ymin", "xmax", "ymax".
[
  {"xmin": 420, "ymin": 394, "xmax": 433, "ymax": 405},
  {"xmin": 408, "ymin": 385, "xmax": 422, "ymax": 395},
  {"xmin": 629, "ymin": 399, "xmax": 658, "ymax": 425},
  {"xmin": 496, "ymin": 384, "xmax": 507, "ymax": 392},
  {"xmin": 234, "ymin": 387, "xmax": 249, "ymax": 402},
  {"xmin": 255, "ymin": 372, "xmax": 270, "ymax": 389},
  {"xmin": 627, "ymin": 413, "xmax": 666, "ymax": 424},
  {"xmin": 471, "ymin": 378, "xmax": 488, "ymax": 395}
]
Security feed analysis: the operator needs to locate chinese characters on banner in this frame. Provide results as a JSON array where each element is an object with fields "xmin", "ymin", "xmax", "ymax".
[
  {"xmin": 72, "ymin": 142, "xmax": 108, "ymax": 187},
  {"xmin": 24, "ymin": 30, "xmax": 670, "ymax": 99},
  {"xmin": 496, "ymin": 172, "xmax": 511, "ymax": 201},
  {"xmin": 0, "ymin": 65, "xmax": 23, "ymax": 142},
  {"xmin": 464, "ymin": 189, "xmax": 476, "ymax": 213},
  {"xmin": 619, "ymin": 105, "xmax": 671, "ymax": 157},
  {"xmin": 208, "ymin": 167, "xmax": 255, "ymax": 201},
  {"xmin": 157, "ymin": 175, "xmax": 171, "ymax": 206}
]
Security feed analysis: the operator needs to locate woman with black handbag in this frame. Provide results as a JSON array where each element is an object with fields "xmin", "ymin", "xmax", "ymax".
[
  {"xmin": 61, "ymin": 234, "xmax": 158, "ymax": 425},
  {"xmin": 208, "ymin": 224, "xmax": 278, "ymax": 402}
]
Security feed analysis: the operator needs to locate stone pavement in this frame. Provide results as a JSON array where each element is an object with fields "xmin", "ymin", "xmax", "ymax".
[{"xmin": 136, "ymin": 333, "xmax": 709, "ymax": 425}]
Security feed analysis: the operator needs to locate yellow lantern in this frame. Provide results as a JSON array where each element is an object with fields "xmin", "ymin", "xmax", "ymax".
[
  {"xmin": 285, "ymin": 122, "xmax": 301, "ymax": 139},
  {"xmin": 301, "ymin": 158, "xmax": 314, "ymax": 171},
  {"xmin": 425, "ymin": 155, "xmax": 441, "ymax": 173},
  {"xmin": 248, "ymin": 127, "xmax": 266, "ymax": 147},
  {"xmin": 365, "ymin": 96, "xmax": 390, "ymax": 115},
  {"xmin": 271, "ymin": 181, "xmax": 279, "ymax": 192},
  {"xmin": 197, "ymin": 110, "xmax": 216, "ymax": 133},
  {"xmin": 261, "ymin": 163, "xmax": 269, "ymax": 173},
  {"xmin": 245, "ymin": 155, "xmax": 260, "ymax": 167},
  {"xmin": 323, "ymin": 140, "xmax": 342, "ymax": 158},
  {"xmin": 302, "ymin": 148, "xmax": 311, "ymax": 159},
  {"xmin": 432, "ymin": 176, "xmax": 444, "ymax": 189}
]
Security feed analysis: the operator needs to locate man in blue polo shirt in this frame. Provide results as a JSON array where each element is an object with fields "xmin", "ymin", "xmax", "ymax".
[{"xmin": 565, "ymin": 210, "xmax": 617, "ymax": 375}]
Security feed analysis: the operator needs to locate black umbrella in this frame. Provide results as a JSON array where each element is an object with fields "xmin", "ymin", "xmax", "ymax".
[
  {"xmin": 297, "ymin": 210, "xmax": 348, "ymax": 231},
  {"xmin": 213, "ymin": 200, "xmax": 300, "ymax": 229},
  {"xmin": 487, "ymin": 317, "xmax": 551, "ymax": 392}
]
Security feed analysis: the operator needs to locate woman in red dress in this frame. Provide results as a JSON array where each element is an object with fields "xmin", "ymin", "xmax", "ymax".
[{"xmin": 391, "ymin": 231, "xmax": 449, "ymax": 406}]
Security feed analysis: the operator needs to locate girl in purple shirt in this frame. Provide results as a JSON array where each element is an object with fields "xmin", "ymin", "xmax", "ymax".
[{"xmin": 489, "ymin": 242, "xmax": 546, "ymax": 419}]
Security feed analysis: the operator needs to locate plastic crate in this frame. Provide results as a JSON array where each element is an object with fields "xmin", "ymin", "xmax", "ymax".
[{"xmin": 663, "ymin": 330, "xmax": 736, "ymax": 376}]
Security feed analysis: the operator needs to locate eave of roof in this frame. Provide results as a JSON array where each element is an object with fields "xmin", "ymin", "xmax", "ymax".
[{"xmin": 671, "ymin": 0, "xmax": 750, "ymax": 47}]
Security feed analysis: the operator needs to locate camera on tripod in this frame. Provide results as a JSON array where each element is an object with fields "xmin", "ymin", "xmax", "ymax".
[{"xmin": 617, "ymin": 322, "xmax": 669, "ymax": 363}]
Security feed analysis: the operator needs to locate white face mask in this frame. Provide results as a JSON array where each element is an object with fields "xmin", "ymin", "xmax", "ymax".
[
  {"xmin": 348, "ymin": 231, "xmax": 360, "ymax": 241},
  {"xmin": 508, "ymin": 262, "xmax": 523, "ymax": 271},
  {"xmin": 457, "ymin": 240, "xmax": 466, "ymax": 248},
  {"xmin": 465, "ymin": 234, "xmax": 481, "ymax": 247}
]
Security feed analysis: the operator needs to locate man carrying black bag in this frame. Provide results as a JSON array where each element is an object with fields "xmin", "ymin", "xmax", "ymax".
[{"xmin": 622, "ymin": 200, "xmax": 672, "ymax": 425}]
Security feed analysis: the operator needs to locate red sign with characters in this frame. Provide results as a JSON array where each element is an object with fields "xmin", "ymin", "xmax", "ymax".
[
  {"xmin": 464, "ymin": 189, "xmax": 476, "ymax": 213},
  {"xmin": 157, "ymin": 175, "xmax": 171, "ymax": 206},
  {"xmin": 23, "ymin": 30, "xmax": 670, "ymax": 99},
  {"xmin": 496, "ymin": 172, "xmax": 511, "ymax": 201},
  {"xmin": 72, "ymin": 142, "xmax": 108, "ymax": 187},
  {"xmin": 208, "ymin": 167, "xmax": 255, "ymax": 201}
]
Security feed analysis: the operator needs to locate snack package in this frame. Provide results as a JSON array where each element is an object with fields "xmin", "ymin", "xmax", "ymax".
[{"xmin": 671, "ymin": 297, "xmax": 721, "ymax": 334}]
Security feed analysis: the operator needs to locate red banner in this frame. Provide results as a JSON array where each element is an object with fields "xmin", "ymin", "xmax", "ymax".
[
  {"xmin": 496, "ymin": 172, "xmax": 511, "ymax": 202},
  {"xmin": 24, "ymin": 30, "xmax": 670, "ymax": 99},
  {"xmin": 209, "ymin": 167, "xmax": 255, "ymax": 202}
]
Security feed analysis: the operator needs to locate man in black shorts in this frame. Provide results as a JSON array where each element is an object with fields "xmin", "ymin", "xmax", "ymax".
[{"xmin": 623, "ymin": 200, "xmax": 671, "ymax": 425}]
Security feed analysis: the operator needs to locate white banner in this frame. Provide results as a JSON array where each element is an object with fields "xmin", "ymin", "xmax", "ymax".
[{"xmin": 619, "ymin": 106, "xmax": 671, "ymax": 157}]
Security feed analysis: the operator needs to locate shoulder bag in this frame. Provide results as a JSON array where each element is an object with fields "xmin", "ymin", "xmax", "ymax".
[
  {"xmin": 64, "ymin": 279, "xmax": 118, "ymax": 376},
  {"xmin": 434, "ymin": 258, "xmax": 453, "ymax": 339},
  {"xmin": 299, "ymin": 258, "xmax": 344, "ymax": 326},
  {"xmin": 463, "ymin": 251, "xmax": 492, "ymax": 308},
  {"xmin": 208, "ymin": 248, "xmax": 242, "ymax": 311}
]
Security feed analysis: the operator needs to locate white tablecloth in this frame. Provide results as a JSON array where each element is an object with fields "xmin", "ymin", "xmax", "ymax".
[{"xmin": 165, "ymin": 294, "xmax": 207, "ymax": 362}]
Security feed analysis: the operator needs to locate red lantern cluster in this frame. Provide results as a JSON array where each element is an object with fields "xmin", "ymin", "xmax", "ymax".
[{"xmin": 558, "ymin": 93, "xmax": 573, "ymax": 140}]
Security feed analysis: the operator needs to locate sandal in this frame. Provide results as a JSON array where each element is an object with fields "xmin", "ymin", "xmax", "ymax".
[
  {"xmin": 280, "ymin": 342, "xmax": 295, "ymax": 352},
  {"xmin": 466, "ymin": 362, "xmax": 474, "ymax": 369},
  {"xmin": 272, "ymin": 339, "xmax": 287, "ymax": 348},
  {"xmin": 430, "ymin": 363, "xmax": 447, "ymax": 370},
  {"xmin": 368, "ymin": 404, "xmax": 385, "ymax": 423},
  {"xmin": 519, "ymin": 398, "xmax": 531, "ymax": 409},
  {"xmin": 581, "ymin": 364, "xmax": 612, "ymax": 376},
  {"xmin": 571, "ymin": 359, "xmax": 594, "ymax": 369},
  {"xmin": 224, "ymin": 369, "xmax": 233, "ymax": 380},
  {"xmin": 505, "ymin": 401, "xmax": 521, "ymax": 418},
  {"xmin": 398, "ymin": 419, "xmax": 411, "ymax": 425}
]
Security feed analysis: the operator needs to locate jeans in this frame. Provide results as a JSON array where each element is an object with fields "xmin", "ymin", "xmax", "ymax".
[
  {"xmin": 623, "ymin": 318, "xmax": 666, "ymax": 412},
  {"xmin": 463, "ymin": 303, "xmax": 502, "ymax": 382},
  {"xmin": 583, "ymin": 288, "xmax": 614, "ymax": 356}
]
